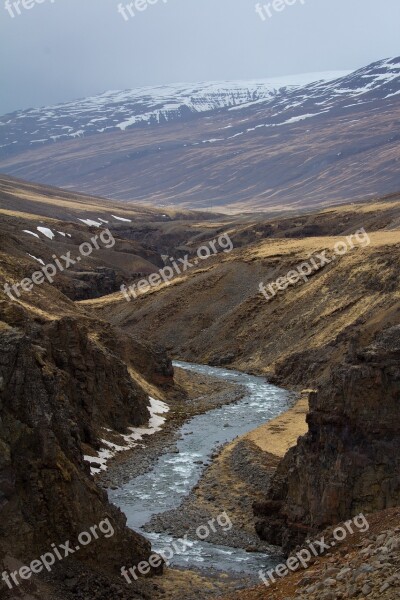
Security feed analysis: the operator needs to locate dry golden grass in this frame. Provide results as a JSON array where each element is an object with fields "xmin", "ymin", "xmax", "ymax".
[
  {"xmin": 245, "ymin": 396, "xmax": 309, "ymax": 457},
  {"xmin": 86, "ymin": 220, "xmax": 400, "ymax": 389}
]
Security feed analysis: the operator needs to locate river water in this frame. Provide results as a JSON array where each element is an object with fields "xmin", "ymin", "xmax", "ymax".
[{"xmin": 109, "ymin": 361, "xmax": 291, "ymax": 577}]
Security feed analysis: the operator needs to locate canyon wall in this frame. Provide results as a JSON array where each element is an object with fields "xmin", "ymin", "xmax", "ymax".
[
  {"xmin": 0, "ymin": 301, "xmax": 173, "ymax": 582},
  {"xmin": 255, "ymin": 324, "xmax": 400, "ymax": 552}
]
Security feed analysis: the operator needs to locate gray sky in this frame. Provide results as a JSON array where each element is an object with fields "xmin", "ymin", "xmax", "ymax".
[{"xmin": 0, "ymin": 0, "xmax": 399, "ymax": 115}]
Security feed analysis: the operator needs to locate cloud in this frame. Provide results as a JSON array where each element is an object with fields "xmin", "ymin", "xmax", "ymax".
[{"xmin": 0, "ymin": 0, "xmax": 399, "ymax": 115}]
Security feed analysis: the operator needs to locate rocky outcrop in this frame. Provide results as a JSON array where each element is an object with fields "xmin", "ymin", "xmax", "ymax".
[
  {"xmin": 0, "ymin": 302, "xmax": 173, "ymax": 587},
  {"xmin": 61, "ymin": 267, "xmax": 122, "ymax": 301},
  {"xmin": 255, "ymin": 325, "xmax": 400, "ymax": 552}
]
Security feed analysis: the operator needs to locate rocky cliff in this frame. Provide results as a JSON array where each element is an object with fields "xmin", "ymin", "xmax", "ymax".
[
  {"xmin": 255, "ymin": 324, "xmax": 400, "ymax": 552},
  {"xmin": 0, "ymin": 298, "xmax": 173, "ymax": 596}
]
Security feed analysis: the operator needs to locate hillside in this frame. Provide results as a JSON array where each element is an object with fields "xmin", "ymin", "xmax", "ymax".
[
  {"xmin": 86, "ymin": 195, "xmax": 400, "ymax": 386},
  {"xmin": 1, "ymin": 176, "xmax": 400, "ymax": 599},
  {"xmin": 0, "ymin": 72, "xmax": 349, "ymax": 157},
  {"xmin": 0, "ymin": 175, "xmax": 222, "ymax": 300},
  {"xmin": 0, "ymin": 58, "xmax": 399, "ymax": 211},
  {"xmin": 0, "ymin": 179, "xmax": 186, "ymax": 600}
]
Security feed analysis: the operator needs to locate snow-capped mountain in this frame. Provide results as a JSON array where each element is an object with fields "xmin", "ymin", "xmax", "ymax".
[
  {"xmin": 0, "ymin": 71, "xmax": 348, "ymax": 156},
  {"xmin": 223, "ymin": 56, "xmax": 400, "ymax": 133},
  {"xmin": 0, "ymin": 57, "xmax": 399, "ymax": 212}
]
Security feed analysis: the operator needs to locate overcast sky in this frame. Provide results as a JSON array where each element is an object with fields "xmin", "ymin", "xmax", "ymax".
[{"xmin": 0, "ymin": 0, "xmax": 399, "ymax": 115}]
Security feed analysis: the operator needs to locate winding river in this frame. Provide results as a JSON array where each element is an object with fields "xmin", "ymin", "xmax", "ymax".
[{"xmin": 109, "ymin": 361, "xmax": 292, "ymax": 578}]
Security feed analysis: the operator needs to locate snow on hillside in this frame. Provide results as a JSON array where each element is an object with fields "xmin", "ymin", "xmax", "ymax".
[
  {"xmin": 215, "ymin": 56, "xmax": 400, "ymax": 140},
  {"xmin": 0, "ymin": 71, "xmax": 350, "ymax": 154},
  {"xmin": 1, "ymin": 58, "xmax": 398, "ymax": 158}
]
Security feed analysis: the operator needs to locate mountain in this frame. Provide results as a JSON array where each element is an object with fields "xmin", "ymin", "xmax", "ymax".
[
  {"xmin": 229, "ymin": 56, "xmax": 400, "ymax": 128},
  {"xmin": 0, "ymin": 72, "xmax": 348, "ymax": 157},
  {"xmin": 0, "ymin": 58, "xmax": 399, "ymax": 212}
]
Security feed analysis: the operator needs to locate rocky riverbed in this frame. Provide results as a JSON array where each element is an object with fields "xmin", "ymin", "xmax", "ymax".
[
  {"xmin": 146, "ymin": 394, "xmax": 309, "ymax": 554},
  {"xmin": 145, "ymin": 438, "xmax": 280, "ymax": 551},
  {"xmin": 97, "ymin": 366, "xmax": 247, "ymax": 489},
  {"xmin": 103, "ymin": 362, "xmax": 294, "ymax": 598}
]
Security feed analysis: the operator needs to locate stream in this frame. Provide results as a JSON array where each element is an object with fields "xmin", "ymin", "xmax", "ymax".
[{"xmin": 109, "ymin": 361, "xmax": 292, "ymax": 578}]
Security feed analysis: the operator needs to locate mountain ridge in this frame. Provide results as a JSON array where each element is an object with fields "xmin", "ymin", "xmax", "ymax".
[
  {"xmin": 0, "ymin": 56, "xmax": 399, "ymax": 213},
  {"xmin": 0, "ymin": 71, "xmax": 350, "ymax": 156}
]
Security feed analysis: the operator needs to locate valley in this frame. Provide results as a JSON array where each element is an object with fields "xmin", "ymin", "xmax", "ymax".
[
  {"xmin": 1, "ymin": 28, "xmax": 400, "ymax": 598},
  {"xmin": 0, "ymin": 173, "xmax": 399, "ymax": 599}
]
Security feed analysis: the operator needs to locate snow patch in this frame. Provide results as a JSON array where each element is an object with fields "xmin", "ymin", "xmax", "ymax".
[
  {"xmin": 27, "ymin": 253, "xmax": 45, "ymax": 265},
  {"xmin": 281, "ymin": 113, "xmax": 322, "ymax": 125},
  {"xmin": 386, "ymin": 90, "xmax": 400, "ymax": 98},
  {"xmin": 201, "ymin": 138, "xmax": 223, "ymax": 144},
  {"xmin": 78, "ymin": 218, "xmax": 102, "ymax": 227},
  {"xmin": 85, "ymin": 397, "xmax": 169, "ymax": 475},
  {"xmin": 112, "ymin": 215, "xmax": 132, "ymax": 222},
  {"xmin": 37, "ymin": 226, "xmax": 55, "ymax": 240},
  {"xmin": 23, "ymin": 230, "xmax": 39, "ymax": 238}
]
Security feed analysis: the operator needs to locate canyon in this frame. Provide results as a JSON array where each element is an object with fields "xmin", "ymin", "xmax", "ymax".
[{"xmin": 0, "ymin": 174, "xmax": 399, "ymax": 598}]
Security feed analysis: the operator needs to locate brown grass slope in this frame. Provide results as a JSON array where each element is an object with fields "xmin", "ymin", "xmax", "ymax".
[
  {"xmin": 0, "ymin": 174, "xmax": 216, "ymax": 221},
  {"xmin": 86, "ymin": 196, "xmax": 400, "ymax": 389},
  {"xmin": 0, "ymin": 176, "xmax": 230, "ymax": 301}
]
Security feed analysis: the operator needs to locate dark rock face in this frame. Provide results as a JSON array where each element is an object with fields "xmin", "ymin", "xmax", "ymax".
[
  {"xmin": 255, "ymin": 325, "xmax": 400, "ymax": 553},
  {"xmin": 62, "ymin": 267, "xmax": 122, "ymax": 301},
  {"xmin": 0, "ymin": 305, "xmax": 172, "ymax": 579},
  {"xmin": 209, "ymin": 353, "xmax": 236, "ymax": 367}
]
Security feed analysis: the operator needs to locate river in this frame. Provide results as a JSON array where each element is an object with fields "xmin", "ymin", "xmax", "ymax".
[{"xmin": 109, "ymin": 361, "xmax": 292, "ymax": 578}]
